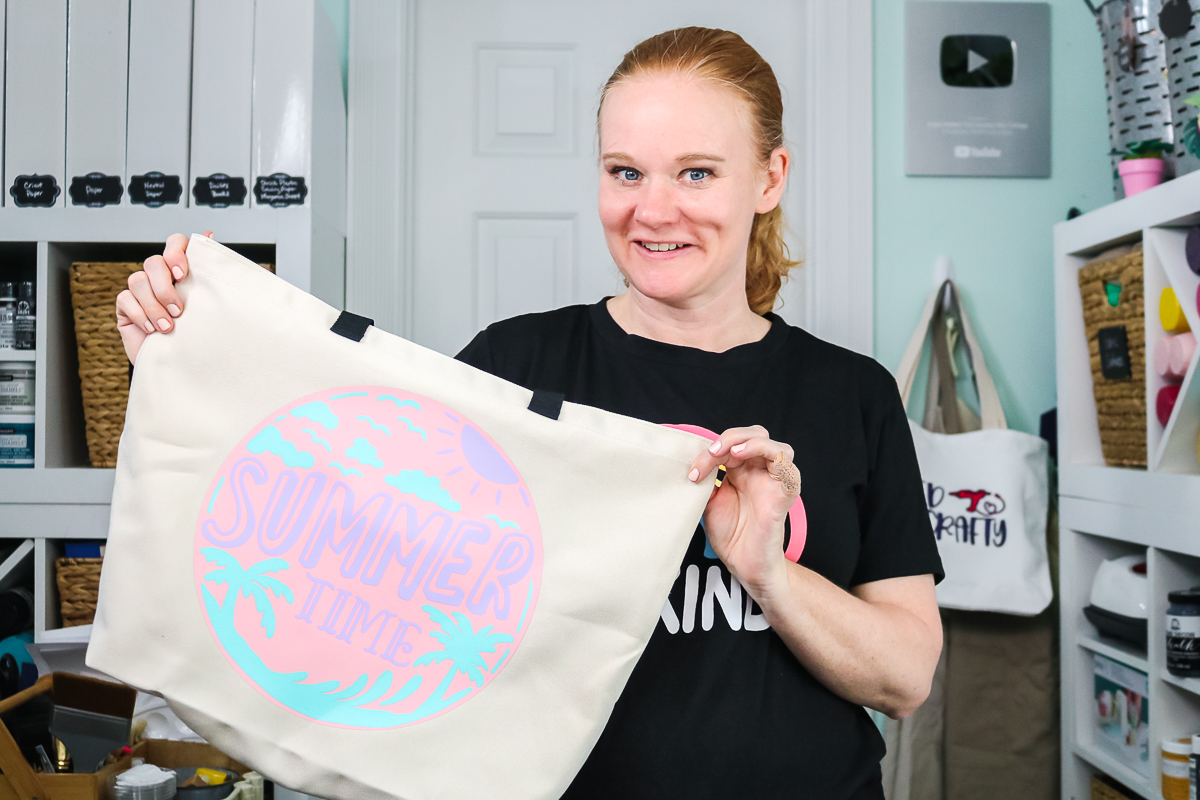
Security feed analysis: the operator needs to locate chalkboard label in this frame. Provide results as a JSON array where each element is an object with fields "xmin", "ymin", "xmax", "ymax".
[
  {"xmin": 1098, "ymin": 325, "xmax": 1132, "ymax": 380},
  {"xmin": 254, "ymin": 173, "xmax": 308, "ymax": 207},
  {"xmin": 129, "ymin": 172, "xmax": 183, "ymax": 207},
  {"xmin": 193, "ymin": 174, "xmax": 247, "ymax": 208},
  {"xmin": 69, "ymin": 173, "xmax": 123, "ymax": 207},
  {"xmin": 9, "ymin": 174, "xmax": 60, "ymax": 207}
]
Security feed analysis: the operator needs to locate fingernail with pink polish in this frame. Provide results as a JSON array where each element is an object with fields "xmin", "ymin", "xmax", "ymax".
[
  {"xmin": 731, "ymin": 443, "xmax": 747, "ymax": 454},
  {"xmin": 143, "ymin": 321, "xmax": 155, "ymax": 333},
  {"xmin": 172, "ymin": 266, "xmax": 184, "ymax": 281},
  {"xmin": 688, "ymin": 468, "xmax": 700, "ymax": 482},
  {"xmin": 167, "ymin": 303, "xmax": 181, "ymax": 317},
  {"xmin": 156, "ymin": 318, "xmax": 171, "ymax": 331},
  {"xmin": 708, "ymin": 441, "xmax": 721, "ymax": 454}
]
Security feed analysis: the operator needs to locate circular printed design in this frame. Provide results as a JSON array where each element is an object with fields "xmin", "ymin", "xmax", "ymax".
[{"xmin": 194, "ymin": 387, "xmax": 542, "ymax": 728}]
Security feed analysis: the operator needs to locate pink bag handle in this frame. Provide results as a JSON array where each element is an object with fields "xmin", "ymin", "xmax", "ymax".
[{"xmin": 664, "ymin": 424, "xmax": 807, "ymax": 562}]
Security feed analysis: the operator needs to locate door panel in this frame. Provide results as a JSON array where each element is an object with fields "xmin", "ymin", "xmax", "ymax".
[{"xmin": 412, "ymin": 1, "xmax": 806, "ymax": 355}]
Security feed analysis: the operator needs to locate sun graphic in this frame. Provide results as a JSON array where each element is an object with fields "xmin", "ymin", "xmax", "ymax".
[{"xmin": 435, "ymin": 413, "xmax": 531, "ymax": 510}]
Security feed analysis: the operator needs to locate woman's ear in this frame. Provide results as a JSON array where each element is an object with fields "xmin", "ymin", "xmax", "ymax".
[{"xmin": 755, "ymin": 147, "xmax": 790, "ymax": 214}]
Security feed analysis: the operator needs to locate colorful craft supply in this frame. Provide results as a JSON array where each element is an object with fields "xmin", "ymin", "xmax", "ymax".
[
  {"xmin": 1155, "ymin": 333, "xmax": 1197, "ymax": 381},
  {"xmin": 1171, "ymin": 332, "xmax": 1196, "ymax": 377},
  {"xmin": 1161, "ymin": 287, "xmax": 1191, "ymax": 333},
  {"xmin": 1157, "ymin": 384, "xmax": 1182, "ymax": 425}
]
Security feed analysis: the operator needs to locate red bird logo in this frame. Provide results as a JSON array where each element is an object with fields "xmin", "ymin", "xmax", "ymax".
[{"xmin": 949, "ymin": 489, "xmax": 989, "ymax": 513}]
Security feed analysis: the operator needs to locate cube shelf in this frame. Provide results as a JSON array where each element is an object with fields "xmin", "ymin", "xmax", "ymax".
[{"xmin": 1056, "ymin": 168, "xmax": 1200, "ymax": 800}]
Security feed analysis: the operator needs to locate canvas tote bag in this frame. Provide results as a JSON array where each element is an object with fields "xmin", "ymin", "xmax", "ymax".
[
  {"xmin": 894, "ymin": 280, "xmax": 1051, "ymax": 615},
  {"xmin": 87, "ymin": 234, "xmax": 715, "ymax": 800}
]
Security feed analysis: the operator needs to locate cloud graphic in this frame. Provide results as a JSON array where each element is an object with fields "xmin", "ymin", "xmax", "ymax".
[
  {"xmin": 301, "ymin": 428, "xmax": 331, "ymax": 452},
  {"xmin": 385, "ymin": 470, "xmax": 461, "ymax": 512},
  {"xmin": 485, "ymin": 514, "xmax": 519, "ymax": 531},
  {"xmin": 396, "ymin": 415, "xmax": 427, "ymax": 440},
  {"xmin": 247, "ymin": 425, "xmax": 314, "ymax": 469},
  {"xmin": 329, "ymin": 461, "xmax": 363, "ymax": 477},
  {"xmin": 331, "ymin": 392, "xmax": 368, "ymax": 400},
  {"xmin": 379, "ymin": 395, "xmax": 421, "ymax": 410},
  {"xmin": 290, "ymin": 401, "xmax": 338, "ymax": 430},
  {"xmin": 357, "ymin": 415, "xmax": 391, "ymax": 436},
  {"xmin": 346, "ymin": 437, "xmax": 384, "ymax": 468}
]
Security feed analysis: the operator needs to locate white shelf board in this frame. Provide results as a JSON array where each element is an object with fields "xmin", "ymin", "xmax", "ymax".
[
  {"xmin": 1056, "ymin": 169, "xmax": 1200, "ymax": 256},
  {"xmin": 1161, "ymin": 668, "xmax": 1200, "ymax": 698},
  {"xmin": 1060, "ymin": 489, "xmax": 1200, "ymax": 559},
  {"xmin": 0, "ymin": 468, "xmax": 115, "ymax": 504},
  {"xmin": 35, "ymin": 624, "xmax": 91, "ymax": 645},
  {"xmin": 0, "ymin": 540, "xmax": 34, "ymax": 591},
  {"xmin": 0, "ymin": 205, "xmax": 311, "ymax": 244},
  {"xmin": 0, "ymin": 349, "xmax": 35, "ymax": 362},
  {"xmin": 1073, "ymin": 744, "xmax": 1155, "ymax": 799},
  {"xmin": 1078, "ymin": 634, "xmax": 1150, "ymax": 673}
]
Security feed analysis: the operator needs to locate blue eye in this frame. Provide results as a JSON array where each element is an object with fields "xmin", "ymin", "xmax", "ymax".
[
  {"xmin": 685, "ymin": 169, "xmax": 710, "ymax": 182},
  {"xmin": 615, "ymin": 168, "xmax": 640, "ymax": 182}
]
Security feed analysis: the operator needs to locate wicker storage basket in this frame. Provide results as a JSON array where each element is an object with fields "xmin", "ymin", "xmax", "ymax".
[
  {"xmin": 1078, "ymin": 249, "xmax": 1146, "ymax": 467},
  {"xmin": 54, "ymin": 557, "xmax": 102, "ymax": 627},
  {"xmin": 69, "ymin": 259, "xmax": 274, "ymax": 468},
  {"xmin": 1090, "ymin": 774, "xmax": 1134, "ymax": 800},
  {"xmin": 69, "ymin": 262, "xmax": 140, "ymax": 468}
]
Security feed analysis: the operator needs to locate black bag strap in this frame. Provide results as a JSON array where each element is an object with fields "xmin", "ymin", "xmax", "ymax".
[
  {"xmin": 528, "ymin": 390, "xmax": 565, "ymax": 420},
  {"xmin": 331, "ymin": 311, "xmax": 373, "ymax": 342}
]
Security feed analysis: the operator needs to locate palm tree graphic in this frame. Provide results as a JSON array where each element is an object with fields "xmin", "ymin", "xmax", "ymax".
[
  {"xmin": 414, "ymin": 604, "xmax": 513, "ymax": 703},
  {"xmin": 201, "ymin": 547, "xmax": 294, "ymax": 638}
]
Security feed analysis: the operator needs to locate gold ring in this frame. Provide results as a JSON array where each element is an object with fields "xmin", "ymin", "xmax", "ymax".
[{"xmin": 768, "ymin": 452, "xmax": 801, "ymax": 495}]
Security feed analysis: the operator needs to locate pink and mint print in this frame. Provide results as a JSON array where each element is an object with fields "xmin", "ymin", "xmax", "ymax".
[{"xmin": 194, "ymin": 387, "xmax": 543, "ymax": 729}]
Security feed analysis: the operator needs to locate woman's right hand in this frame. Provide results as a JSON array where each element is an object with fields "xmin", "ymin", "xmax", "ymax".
[{"xmin": 116, "ymin": 232, "xmax": 211, "ymax": 365}]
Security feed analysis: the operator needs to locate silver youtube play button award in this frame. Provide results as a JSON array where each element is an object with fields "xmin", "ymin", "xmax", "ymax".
[{"xmin": 905, "ymin": 2, "xmax": 1050, "ymax": 177}]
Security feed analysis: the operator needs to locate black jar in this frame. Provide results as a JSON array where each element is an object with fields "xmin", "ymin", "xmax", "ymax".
[{"xmin": 1167, "ymin": 587, "xmax": 1200, "ymax": 678}]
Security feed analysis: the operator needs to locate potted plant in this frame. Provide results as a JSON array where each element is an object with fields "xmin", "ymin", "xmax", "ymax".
[{"xmin": 1111, "ymin": 138, "xmax": 1173, "ymax": 196}]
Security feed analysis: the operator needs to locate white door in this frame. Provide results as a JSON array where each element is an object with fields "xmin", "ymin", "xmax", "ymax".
[{"xmin": 407, "ymin": 1, "xmax": 807, "ymax": 355}]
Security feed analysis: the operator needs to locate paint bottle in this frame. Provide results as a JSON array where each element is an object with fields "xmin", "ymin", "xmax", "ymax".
[
  {"xmin": 0, "ymin": 283, "xmax": 14, "ymax": 349},
  {"xmin": 13, "ymin": 282, "xmax": 33, "ymax": 350},
  {"xmin": 1191, "ymin": 734, "xmax": 1200, "ymax": 800},
  {"xmin": 1164, "ymin": 738, "xmax": 1191, "ymax": 800},
  {"xmin": 1168, "ymin": 589, "xmax": 1200, "ymax": 678}
]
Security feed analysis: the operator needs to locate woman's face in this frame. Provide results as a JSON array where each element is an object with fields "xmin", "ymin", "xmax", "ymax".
[{"xmin": 598, "ymin": 74, "xmax": 786, "ymax": 308}]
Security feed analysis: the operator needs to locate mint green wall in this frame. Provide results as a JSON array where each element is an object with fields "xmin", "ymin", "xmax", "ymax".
[
  {"xmin": 317, "ymin": 0, "xmax": 349, "ymax": 98},
  {"xmin": 873, "ymin": 0, "xmax": 1112, "ymax": 433}
]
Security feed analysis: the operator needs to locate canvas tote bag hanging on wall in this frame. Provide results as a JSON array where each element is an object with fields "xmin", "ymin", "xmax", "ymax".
[
  {"xmin": 895, "ymin": 280, "xmax": 1051, "ymax": 615},
  {"xmin": 87, "ymin": 235, "xmax": 714, "ymax": 800}
]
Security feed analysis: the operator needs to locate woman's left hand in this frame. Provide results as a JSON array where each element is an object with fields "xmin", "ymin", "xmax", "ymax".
[{"xmin": 688, "ymin": 425, "xmax": 800, "ymax": 599}]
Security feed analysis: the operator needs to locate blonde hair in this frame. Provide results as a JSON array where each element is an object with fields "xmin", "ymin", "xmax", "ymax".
[{"xmin": 598, "ymin": 27, "xmax": 800, "ymax": 315}]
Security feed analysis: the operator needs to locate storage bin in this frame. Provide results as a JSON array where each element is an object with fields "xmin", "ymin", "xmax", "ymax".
[
  {"xmin": 68, "ymin": 262, "xmax": 140, "ymax": 468},
  {"xmin": 54, "ymin": 557, "xmax": 102, "ymax": 627},
  {"xmin": 1091, "ymin": 773, "xmax": 1136, "ymax": 800},
  {"xmin": 1078, "ymin": 248, "xmax": 1147, "ymax": 466}
]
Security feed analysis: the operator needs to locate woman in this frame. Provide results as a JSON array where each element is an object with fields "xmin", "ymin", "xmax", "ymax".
[{"xmin": 117, "ymin": 27, "xmax": 942, "ymax": 800}]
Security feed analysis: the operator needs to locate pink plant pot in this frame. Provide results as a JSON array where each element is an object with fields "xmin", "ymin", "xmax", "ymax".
[{"xmin": 1118, "ymin": 157, "xmax": 1165, "ymax": 196}]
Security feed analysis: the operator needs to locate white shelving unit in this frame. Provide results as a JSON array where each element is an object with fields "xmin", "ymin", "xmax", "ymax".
[
  {"xmin": 0, "ymin": 1, "xmax": 346, "ymax": 645},
  {"xmin": 1056, "ymin": 168, "xmax": 1200, "ymax": 800}
]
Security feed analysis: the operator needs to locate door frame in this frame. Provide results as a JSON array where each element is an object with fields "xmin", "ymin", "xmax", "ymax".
[{"xmin": 346, "ymin": 0, "xmax": 874, "ymax": 356}]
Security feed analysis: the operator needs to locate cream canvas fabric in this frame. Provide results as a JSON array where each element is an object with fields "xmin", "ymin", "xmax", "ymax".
[{"xmin": 87, "ymin": 234, "xmax": 714, "ymax": 800}]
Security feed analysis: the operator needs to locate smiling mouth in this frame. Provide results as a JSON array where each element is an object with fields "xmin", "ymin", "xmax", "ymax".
[{"xmin": 638, "ymin": 241, "xmax": 691, "ymax": 252}]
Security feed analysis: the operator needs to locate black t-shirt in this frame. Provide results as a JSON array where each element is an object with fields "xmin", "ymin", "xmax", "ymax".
[{"xmin": 455, "ymin": 299, "xmax": 943, "ymax": 800}]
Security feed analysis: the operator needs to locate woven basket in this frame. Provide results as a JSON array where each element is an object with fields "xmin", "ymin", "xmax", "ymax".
[
  {"xmin": 1078, "ymin": 250, "xmax": 1146, "ymax": 467},
  {"xmin": 1090, "ymin": 774, "xmax": 1133, "ymax": 800},
  {"xmin": 69, "ymin": 262, "xmax": 140, "ymax": 468},
  {"xmin": 69, "ymin": 259, "xmax": 275, "ymax": 468},
  {"xmin": 54, "ymin": 557, "xmax": 102, "ymax": 627}
]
